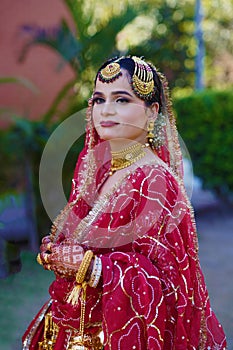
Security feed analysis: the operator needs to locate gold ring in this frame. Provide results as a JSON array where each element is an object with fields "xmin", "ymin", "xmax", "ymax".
[
  {"xmin": 47, "ymin": 264, "xmax": 51, "ymax": 271},
  {"xmin": 36, "ymin": 253, "xmax": 43, "ymax": 265}
]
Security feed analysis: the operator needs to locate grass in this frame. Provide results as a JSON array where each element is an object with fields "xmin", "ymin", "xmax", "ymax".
[{"xmin": 0, "ymin": 251, "xmax": 53, "ymax": 350}]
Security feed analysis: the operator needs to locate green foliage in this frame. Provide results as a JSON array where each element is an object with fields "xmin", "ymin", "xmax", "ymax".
[
  {"xmin": 19, "ymin": 22, "xmax": 82, "ymax": 68},
  {"xmin": 203, "ymin": 0, "xmax": 233, "ymax": 88},
  {"xmin": 119, "ymin": 0, "xmax": 196, "ymax": 89},
  {"xmin": 0, "ymin": 76, "xmax": 39, "ymax": 93},
  {"xmin": 174, "ymin": 89, "xmax": 233, "ymax": 199}
]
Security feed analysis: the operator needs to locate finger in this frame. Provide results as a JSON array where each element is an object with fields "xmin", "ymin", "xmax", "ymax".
[
  {"xmin": 40, "ymin": 242, "xmax": 54, "ymax": 255},
  {"xmin": 40, "ymin": 243, "xmax": 48, "ymax": 253},
  {"xmin": 41, "ymin": 235, "xmax": 51, "ymax": 244}
]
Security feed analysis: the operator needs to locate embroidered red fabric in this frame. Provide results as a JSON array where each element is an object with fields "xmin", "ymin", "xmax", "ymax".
[{"xmin": 23, "ymin": 164, "xmax": 227, "ymax": 349}]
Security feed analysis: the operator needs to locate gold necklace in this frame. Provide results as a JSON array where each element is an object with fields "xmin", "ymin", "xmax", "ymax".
[{"xmin": 110, "ymin": 143, "xmax": 146, "ymax": 175}]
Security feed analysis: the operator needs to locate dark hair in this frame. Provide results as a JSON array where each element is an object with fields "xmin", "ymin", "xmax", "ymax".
[{"xmin": 95, "ymin": 56, "xmax": 163, "ymax": 112}]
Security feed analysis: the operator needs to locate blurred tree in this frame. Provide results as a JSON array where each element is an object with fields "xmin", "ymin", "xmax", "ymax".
[
  {"xmin": 202, "ymin": 0, "xmax": 233, "ymax": 88},
  {"xmin": 117, "ymin": 0, "xmax": 196, "ymax": 91},
  {"xmin": 117, "ymin": 0, "xmax": 233, "ymax": 91},
  {"xmin": 19, "ymin": 0, "xmax": 139, "ymax": 122}
]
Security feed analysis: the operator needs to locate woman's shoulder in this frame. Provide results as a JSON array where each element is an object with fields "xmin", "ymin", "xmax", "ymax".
[
  {"xmin": 130, "ymin": 158, "xmax": 185, "ymax": 200},
  {"xmin": 134, "ymin": 158, "xmax": 178, "ymax": 184}
]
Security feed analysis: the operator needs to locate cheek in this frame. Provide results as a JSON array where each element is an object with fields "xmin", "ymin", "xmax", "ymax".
[
  {"xmin": 92, "ymin": 108, "xmax": 100, "ymax": 127},
  {"xmin": 124, "ymin": 110, "xmax": 148, "ymax": 130}
]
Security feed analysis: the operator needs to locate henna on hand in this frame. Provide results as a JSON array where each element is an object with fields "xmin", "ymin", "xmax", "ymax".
[
  {"xmin": 48, "ymin": 241, "xmax": 84, "ymax": 275},
  {"xmin": 39, "ymin": 235, "xmax": 84, "ymax": 277}
]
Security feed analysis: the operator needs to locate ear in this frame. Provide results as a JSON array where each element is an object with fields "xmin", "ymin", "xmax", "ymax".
[{"xmin": 146, "ymin": 102, "xmax": 159, "ymax": 119}]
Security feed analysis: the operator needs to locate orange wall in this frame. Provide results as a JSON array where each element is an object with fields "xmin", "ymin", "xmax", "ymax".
[{"xmin": 0, "ymin": 0, "xmax": 75, "ymax": 124}]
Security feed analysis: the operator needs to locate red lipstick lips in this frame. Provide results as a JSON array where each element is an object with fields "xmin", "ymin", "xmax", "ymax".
[{"xmin": 100, "ymin": 121, "xmax": 119, "ymax": 127}]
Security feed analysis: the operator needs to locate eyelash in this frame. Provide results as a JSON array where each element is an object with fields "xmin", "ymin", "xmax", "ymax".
[
  {"xmin": 116, "ymin": 97, "xmax": 130, "ymax": 104},
  {"xmin": 92, "ymin": 97, "xmax": 130, "ymax": 105},
  {"xmin": 92, "ymin": 97, "xmax": 104, "ymax": 105}
]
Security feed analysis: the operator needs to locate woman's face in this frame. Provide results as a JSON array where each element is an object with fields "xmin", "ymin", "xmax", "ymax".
[{"xmin": 92, "ymin": 69, "xmax": 157, "ymax": 145}]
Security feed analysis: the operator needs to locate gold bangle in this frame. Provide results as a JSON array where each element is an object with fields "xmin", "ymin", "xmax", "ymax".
[{"xmin": 76, "ymin": 250, "xmax": 94, "ymax": 284}]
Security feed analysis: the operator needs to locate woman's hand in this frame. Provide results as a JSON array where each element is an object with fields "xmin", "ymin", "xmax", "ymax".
[{"xmin": 38, "ymin": 235, "xmax": 84, "ymax": 277}]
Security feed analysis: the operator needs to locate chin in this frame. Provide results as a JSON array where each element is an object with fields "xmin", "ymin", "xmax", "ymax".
[{"xmin": 97, "ymin": 132, "xmax": 117, "ymax": 141}]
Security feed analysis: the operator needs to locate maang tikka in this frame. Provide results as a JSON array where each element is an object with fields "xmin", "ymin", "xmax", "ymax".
[{"xmin": 98, "ymin": 62, "xmax": 122, "ymax": 83}]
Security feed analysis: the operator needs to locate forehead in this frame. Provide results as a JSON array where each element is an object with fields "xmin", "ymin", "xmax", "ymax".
[{"xmin": 94, "ymin": 69, "xmax": 133, "ymax": 94}]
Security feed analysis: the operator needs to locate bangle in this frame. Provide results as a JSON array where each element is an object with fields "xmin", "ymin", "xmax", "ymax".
[
  {"xmin": 88, "ymin": 256, "xmax": 102, "ymax": 288},
  {"xmin": 75, "ymin": 250, "xmax": 94, "ymax": 284}
]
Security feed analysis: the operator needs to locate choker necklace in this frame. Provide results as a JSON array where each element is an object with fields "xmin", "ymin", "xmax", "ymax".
[{"xmin": 110, "ymin": 143, "xmax": 146, "ymax": 175}]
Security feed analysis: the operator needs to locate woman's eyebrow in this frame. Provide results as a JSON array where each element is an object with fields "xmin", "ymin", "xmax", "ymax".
[
  {"xmin": 93, "ymin": 90, "xmax": 133, "ymax": 98},
  {"xmin": 111, "ymin": 91, "xmax": 133, "ymax": 97},
  {"xmin": 93, "ymin": 91, "xmax": 104, "ymax": 96}
]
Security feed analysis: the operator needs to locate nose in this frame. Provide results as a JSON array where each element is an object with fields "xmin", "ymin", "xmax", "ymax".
[{"xmin": 101, "ymin": 101, "xmax": 116, "ymax": 117}]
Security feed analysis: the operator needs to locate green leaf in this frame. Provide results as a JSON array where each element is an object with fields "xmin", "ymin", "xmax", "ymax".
[{"xmin": 0, "ymin": 76, "xmax": 39, "ymax": 94}]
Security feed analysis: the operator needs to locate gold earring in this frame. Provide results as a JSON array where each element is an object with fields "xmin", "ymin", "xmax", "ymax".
[{"xmin": 146, "ymin": 120, "xmax": 155, "ymax": 145}]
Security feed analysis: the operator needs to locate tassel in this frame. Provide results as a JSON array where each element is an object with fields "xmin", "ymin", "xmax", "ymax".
[
  {"xmin": 66, "ymin": 250, "xmax": 93, "ymax": 306},
  {"xmin": 66, "ymin": 283, "xmax": 82, "ymax": 305}
]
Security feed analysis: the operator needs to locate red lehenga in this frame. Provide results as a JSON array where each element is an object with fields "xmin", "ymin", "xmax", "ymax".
[{"xmin": 22, "ymin": 99, "xmax": 227, "ymax": 349}]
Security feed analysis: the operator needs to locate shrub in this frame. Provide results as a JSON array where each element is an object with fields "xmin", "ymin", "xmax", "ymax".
[{"xmin": 174, "ymin": 89, "xmax": 233, "ymax": 201}]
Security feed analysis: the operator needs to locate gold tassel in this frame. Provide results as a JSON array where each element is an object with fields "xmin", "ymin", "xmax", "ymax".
[
  {"xmin": 66, "ymin": 283, "xmax": 82, "ymax": 305},
  {"xmin": 66, "ymin": 250, "xmax": 93, "ymax": 306}
]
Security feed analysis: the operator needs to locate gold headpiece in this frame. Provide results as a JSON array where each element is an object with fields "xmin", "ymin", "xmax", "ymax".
[
  {"xmin": 98, "ymin": 62, "xmax": 122, "ymax": 83},
  {"xmin": 131, "ymin": 56, "xmax": 155, "ymax": 100}
]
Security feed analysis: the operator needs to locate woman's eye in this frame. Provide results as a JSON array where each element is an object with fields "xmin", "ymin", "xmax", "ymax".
[
  {"xmin": 116, "ymin": 97, "xmax": 129, "ymax": 104},
  {"xmin": 93, "ymin": 97, "xmax": 105, "ymax": 105}
]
